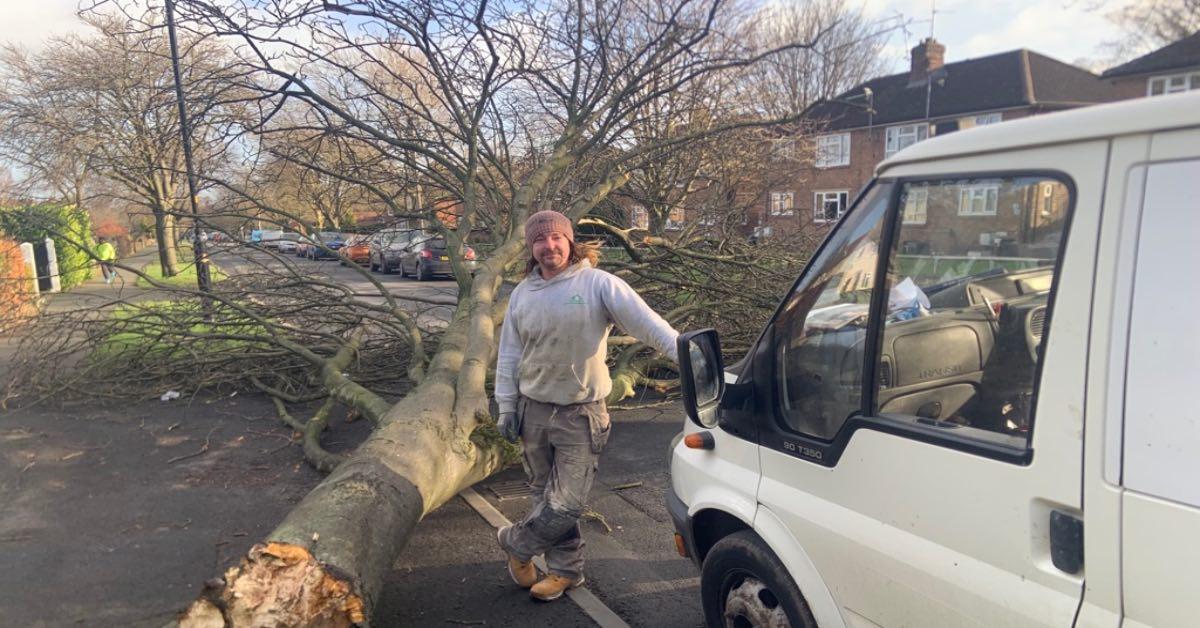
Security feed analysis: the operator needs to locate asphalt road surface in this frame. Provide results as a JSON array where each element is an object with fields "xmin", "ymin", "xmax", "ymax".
[
  {"xmin": 0, "ymin": 394, "xmax": 703, "ymax": 627},
  {"xmin": 387, "ymin": 401, "xmax": 705, "ymax": 628}
]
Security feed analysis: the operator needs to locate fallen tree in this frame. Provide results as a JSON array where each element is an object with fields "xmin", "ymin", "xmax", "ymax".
[
  {"xmin": 3, "ymin": 0, "xmax": 895, "ymax": 624},
  {"xmin": 165, "ymin": 3, "xmax": 797, "ymax": 622}
]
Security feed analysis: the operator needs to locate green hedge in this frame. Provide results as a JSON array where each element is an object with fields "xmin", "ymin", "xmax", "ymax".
[{"xmin": 0, "ymin": 203, "xmax": 96, "ymax": 290}]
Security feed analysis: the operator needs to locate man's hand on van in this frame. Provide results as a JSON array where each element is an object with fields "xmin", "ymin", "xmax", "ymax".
[{"xmin": 497, "ymin": 412, "xmax": 520, "ymax": 443}]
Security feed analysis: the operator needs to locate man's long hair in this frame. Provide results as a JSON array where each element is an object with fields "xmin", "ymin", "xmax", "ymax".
[{"xmin": 525, "ymin": 239, "xmax": 602, "ymax": 276}]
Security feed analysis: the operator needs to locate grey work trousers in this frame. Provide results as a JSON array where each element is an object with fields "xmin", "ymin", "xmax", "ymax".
[{"xmin": 498, "ymin": 396, "xmax": 611, "ymax": 579}]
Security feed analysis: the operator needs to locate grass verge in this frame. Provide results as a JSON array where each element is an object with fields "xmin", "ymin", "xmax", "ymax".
[
  {"xmin": 93, "ymin": 300, "xmax": 268, "ymax": 360},
  {"xmin": 136, "ymin": 259, "xmax": 227, "ymax": 289}
]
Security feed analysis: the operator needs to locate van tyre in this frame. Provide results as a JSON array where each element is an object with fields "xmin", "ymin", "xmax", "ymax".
[{"xmin": 701, "ymin": 531, "xmax": 817, "ymax": 628}]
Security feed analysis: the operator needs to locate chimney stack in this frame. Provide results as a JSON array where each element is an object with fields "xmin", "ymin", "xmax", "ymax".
[{"xmin": 909, "ymin": 38, "xmax": 946, "ymax": 87}]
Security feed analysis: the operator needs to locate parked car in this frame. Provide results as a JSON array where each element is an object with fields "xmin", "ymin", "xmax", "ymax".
[
  {"xmin": 306, "ymin": 232, "xmax": 347, "ymax": 260},
  {"xmin": 668, "ymin": 92, "xmax": 1200, "ymax": 628},
  {"xmin": 339, "ymin": 234, "xmax": 371, "ymax": 266},
  {"xmin": 258, "ymin": 229, "xmax": 284, "ymax": 249},
  {"xmin": 367, "ymin": 227, "xmax": 413, "ymax": 274},
  {"xmin": 295, "ymin": 234, "xmax": 313, "ymax": 257},
  {"xmin": 275, "ymin": 232, "xmax": 301, "ymax": 254},
  {"xmin": 397, "ymin": 233, "xmax": 477, "ymax": 281}
]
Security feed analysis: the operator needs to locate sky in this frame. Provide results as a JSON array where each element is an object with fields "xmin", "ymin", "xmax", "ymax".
[
  {"xmin": 861, "ymin": 0, "xmax": 1130, "ymax": 72},
  {"xmin": 2, "ymin": 0, "xmax": 1135, "ymax": 71}
]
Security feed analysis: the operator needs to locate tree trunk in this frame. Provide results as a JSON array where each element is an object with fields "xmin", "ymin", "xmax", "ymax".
[
  {"xmin": 179, "ymin": 264, "xmax": 515, "ymax": 627},
  {"xmin": 152, "ymin": 206, "xmax": 179, "ymax": 277},
  {"xmin": 179, "ymin": 387, "xmax": 508, "ymax": 628}
]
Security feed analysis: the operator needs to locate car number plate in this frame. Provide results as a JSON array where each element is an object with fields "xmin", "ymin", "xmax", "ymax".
[{"xmin": 440, "ymin": 256, "xmax": 449, "ymax": 261}]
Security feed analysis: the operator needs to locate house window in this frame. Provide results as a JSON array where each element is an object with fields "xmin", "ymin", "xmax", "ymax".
[
  {"xmin": 770, "ymin": 192, "xmax": 795, "ymax": 216},
  {"xmin": 630, "ymin": 205, "xmax": 649, "ymax": 230},
  {"xmin": 771, "ymin": 139, "xmax": 797, "ymax": 161},
  {"xmin": 698, "ymin": 212, "xmax": 716, "ymax": 226},
  {"xmin": 813, "ymin": 190, "xmax": 849, "ymax": 223},
  {"xmin": 665, "ymin": 206, "xmax": 685, "ymax": 230},
  {"xmin": 1148, "ymin": 72, "xmax": 1200, "ymax": 96},
  {"xmin": 973, "ymin": 113, "xmax": 1002, "ymax": 126},
  {"xmin": 815, "ymin": 133, "xmax": 851, "ymax": 168},
  {"xmin": 958, "ymin": 183, "xmax": 1000, "ymax": 216},
  {"xmin": 902, "ymin": 186, "xmax": 928, "ymax": 224},
  {"xmin": 885, "ymin": 123, "xmax": 929, "ymax": 158}
]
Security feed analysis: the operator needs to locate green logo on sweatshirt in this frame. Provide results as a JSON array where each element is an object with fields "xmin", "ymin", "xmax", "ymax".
[{"xmin": 568, "ymin": 294, "xmax": 585, "ymax": 305}]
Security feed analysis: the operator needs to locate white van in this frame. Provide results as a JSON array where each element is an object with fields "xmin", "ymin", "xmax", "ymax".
[{"xmin": 669, "ymin": 91, "xmax": 1200, "ymax": 628}]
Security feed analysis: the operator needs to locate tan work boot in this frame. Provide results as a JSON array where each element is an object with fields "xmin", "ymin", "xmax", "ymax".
[
  {"xmin": 498, "ymin": 526, "xmax": 538, "ymax": 588},
  {"xmin": 530, "ymin": 573, "xmax": 586, "ymax": 602}
]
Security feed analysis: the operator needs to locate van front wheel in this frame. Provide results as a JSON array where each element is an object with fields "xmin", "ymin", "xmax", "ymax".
[{"xmin": 701, "ymin": 531, "xmax": 816, "ymax": 628}]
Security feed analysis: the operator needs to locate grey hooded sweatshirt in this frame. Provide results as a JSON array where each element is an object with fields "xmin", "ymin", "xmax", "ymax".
[{"xmin": 495, "ymin": 260, "xmax": 679, "ymax": 414}]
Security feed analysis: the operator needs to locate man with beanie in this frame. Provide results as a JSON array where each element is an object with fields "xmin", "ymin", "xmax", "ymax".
[{"xmin": 495, "ymin": 210, "xmax": 680, "ymax": 601}]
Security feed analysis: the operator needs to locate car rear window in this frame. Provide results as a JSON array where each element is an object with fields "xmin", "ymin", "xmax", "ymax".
[{"xmin": 420, "ymin": 237, "xmax": 446, "ymax": 250}]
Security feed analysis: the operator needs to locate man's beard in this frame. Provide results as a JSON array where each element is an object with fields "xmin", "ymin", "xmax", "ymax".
[{"xmin": 539, "ymin": 250, "xmax": 566, "ymax": 268}]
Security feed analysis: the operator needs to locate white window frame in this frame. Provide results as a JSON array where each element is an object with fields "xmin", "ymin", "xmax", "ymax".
[
  {"xmin": 813, "ymin": 190, "xmax": 849, "ymax": 223},
  {"xmin": 770, "ymin": 191, "xmax": 795, "ymax": 216},
  {"xmin": 957, "ymin": 183, "xmax": 1000, "ymax": 216},
  {"xmin": 885, "ymin": 123, "xmax": 929, "ymax": 158},
  {"xmin": 814, "ymin": 133, "xmax": 851, "ymax": 168},
  {"xmin": 902, "ymin": 186, "xmax": 928, "ymax": 224},
  {"xmin": 1147, "ymin": 71, "xmax": 1200, "ymax": 96}
]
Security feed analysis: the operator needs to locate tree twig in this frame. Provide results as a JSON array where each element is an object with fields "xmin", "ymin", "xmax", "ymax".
[{"xmin": 167, "ymin": 426, "xmax": 219, "ymax": 464}]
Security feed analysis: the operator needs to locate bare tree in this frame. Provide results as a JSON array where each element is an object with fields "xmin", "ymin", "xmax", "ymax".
[
  {"xmin": 0, "ymin": 14, "xmax": 247, "ymax": 276},
  {"xmin": 155, "ymin": 0, "xmax": 842, "ymax": 622},
  {"xmin": 246, "ymin": 124, "xmax": 399, "ymax": 231},
  {"xmin": 0, "ymin": 48, "xmax": 98, "ymax": 209},
  {"xmin": 1104, "ymin": 0, "xmax": 1200, "ymax": 56},
  {"xmin": 1, "ymin": 0, "xmax": 862, "ymax": 623},
  {"xmin": 740, "ymin": 0, "xmax": 895, "ymax": 118}
]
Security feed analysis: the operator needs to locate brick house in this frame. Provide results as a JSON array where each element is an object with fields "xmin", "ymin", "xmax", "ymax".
[
  {"xmin": 1100, "ymin": 31, "xmax": 1200, "ymax": 98},
  {"xmin": 753, "ymin": 38, "xmax": 1122, "ymax": 239}
]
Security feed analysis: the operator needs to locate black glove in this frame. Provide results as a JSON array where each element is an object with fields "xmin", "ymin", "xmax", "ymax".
[{"xmin": 497, "ymin": 411, "xmax": 521, "ymax": 443}]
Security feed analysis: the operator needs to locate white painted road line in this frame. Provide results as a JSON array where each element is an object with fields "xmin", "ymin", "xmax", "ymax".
[{"xmin": 458, "ymin": 487, "xmax": 632, "ymax": 628}]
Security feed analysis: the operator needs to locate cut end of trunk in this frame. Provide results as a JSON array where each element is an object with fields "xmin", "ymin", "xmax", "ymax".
[{"xmin": 179, "ymin": 542, "xmax": 365, "ymax": 628}]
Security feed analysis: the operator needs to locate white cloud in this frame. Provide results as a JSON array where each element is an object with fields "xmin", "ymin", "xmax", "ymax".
[
  {"xmin": 962, "ymin": 0, "xmax": 1120, "ymax": 62},
  {"xmin": 860, "ymin": 0, "xmax": 1120, "ymax": 72},
  {"xmin": 0, "ymin": 0, "xmax": 90, "ymax": 49}
]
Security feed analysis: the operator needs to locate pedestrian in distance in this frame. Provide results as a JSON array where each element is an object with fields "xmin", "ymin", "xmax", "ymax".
[
  {"xmin": 96, "ymin": 237, "xmax": 118, "ymax": 285},
  {"xmin": 494, "ymin": 210, "xmax": 680, "ymax": 602}
]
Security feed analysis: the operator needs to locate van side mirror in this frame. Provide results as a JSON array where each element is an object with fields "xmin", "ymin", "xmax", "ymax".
[{"xmin": 677, "ymin": 329, "xmax": 724, "ymax": 429}]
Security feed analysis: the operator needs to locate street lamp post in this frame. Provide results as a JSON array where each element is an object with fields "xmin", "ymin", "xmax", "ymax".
[{"xmin": 164, "ymin": 0, "xmax": 212, "ymax": 300}]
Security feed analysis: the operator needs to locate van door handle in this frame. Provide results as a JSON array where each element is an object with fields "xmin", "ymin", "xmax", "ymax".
[{"xmin": 1049, "ymin": 511, "xmax": 1083, "ymax": 574}]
